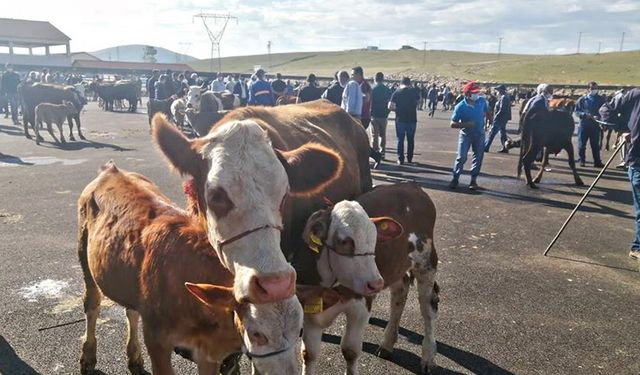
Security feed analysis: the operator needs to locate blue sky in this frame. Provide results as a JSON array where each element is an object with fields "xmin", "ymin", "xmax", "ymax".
[{"xmin": 4, "ymin": 0, "xmax": 640, "ymax": 58}]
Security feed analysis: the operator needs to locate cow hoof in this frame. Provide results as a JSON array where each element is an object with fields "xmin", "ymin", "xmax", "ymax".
[
  {"xmin": 69, "ymin": 135, "xmax": 76, "ymax": 141},
  {"xmin": 128, "ymin": 360, "xmax": 148, "ymax": 375},
  {"xmin": 575, "ymin": 180, "xmax": 585, "ymax": 187},
  {"xmin": 80, "ymin": 356, "xmax": 97, "ymax": 375},
  {"xmin": 422, "ymin": 364, "xmax": 437, "ymax": 375},
  {"xmin": 533, "ymin": 177, "xmax": 541, "ymax": 183},
  {"xmin": 528, "ymin": 182, "xmax": 538, "ymax": 189},
  {"xmin": 25, "ymin": 134, "xmax": 32, "ymax": 139},
  {"xmin": 375, "ymin": 346, "xmax": 393, "ymax": 359},
  {"xmin": 79, "ymin": 134, "xmax": 86, "ymax": 140}
]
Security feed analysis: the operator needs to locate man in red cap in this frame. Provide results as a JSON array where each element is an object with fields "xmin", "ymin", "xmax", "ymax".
[{"xmin": 449, "ymin": 81, "xmax": 488, "ymax": 190}]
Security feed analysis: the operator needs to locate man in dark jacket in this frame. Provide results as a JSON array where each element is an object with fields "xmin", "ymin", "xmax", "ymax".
[
  {"xmin": 370, "ymin": 72, "xmax": 392, "ymax": 156},
  {"xmin": 297, "ymin": 74, "xmax": 322, "ymax": 103},
  {"xmin": 154, "ymin": 74, "xmax": 172, "ymax": 100},
  {"xmin": 147, "ymin": 70, "xmax": 159, "ymax": 99},
  {"xmin": 484, "ymin": 84, "xmax": 512, "ymax": 153},
  {"xmin": 322, "ymin": 71, "xmax": 348, "ymax": 106},
  {"xmin": 575, "ymin": 81, "xmax": 606, "ymax": 167},
  {"xmin": 608, "ymin": 88, "xmax": 640, "ymax": 259},
  {"xmin": 1, "ymin": 64, "xmax": 21, "ymax": 125}
]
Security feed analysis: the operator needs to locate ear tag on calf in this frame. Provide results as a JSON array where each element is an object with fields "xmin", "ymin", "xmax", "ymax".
[
  {"xmin": 303, "ymin": 296, "xmax": 323, "ymax": 314},
  {"xmin": 380, "ymin": 222, "xmax": 389, "ymax": 231},
  {"xmin": 309, "ymin": 233, "xmax": 323, "ymax": 253}
]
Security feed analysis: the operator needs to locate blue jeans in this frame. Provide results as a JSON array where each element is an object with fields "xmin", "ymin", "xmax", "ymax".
[
  {"xmin": 484, "ymin": 119, "xmax": 508, "ymax": 151},
  {"xmin": 396, "ymin": 121, "xmax": 416, "ymax": 162},
  {"xmin": 453, "ymin": 131, "xmax": 485, "ymax": 180},
  {"xmin": 577, "ymin": 122, "xmax": 601, "ymax": 164},
  {"xmin": 628, "ymin": 166, "xmax": 640, "ymax": 250}
]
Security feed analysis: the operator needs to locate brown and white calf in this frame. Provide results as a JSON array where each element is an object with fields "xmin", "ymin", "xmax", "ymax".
[
  {"xmin": 298, "ymin": 182, "xmax": 439, "ymax": 375},
  {"xmin": 34, "ymin": 101, "xmax": 78, "ymax": 144},
  {"xmin": 152, "ymin": 100, "xmax": 371, "ymax": 304},
  {"xmin": 77, "ymin": 162, "xmax": 303, "ymax": 375}
]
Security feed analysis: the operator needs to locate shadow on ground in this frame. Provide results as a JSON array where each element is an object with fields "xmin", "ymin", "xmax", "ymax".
[{"xmin": 0, "ymin": 335, "xmax": 42, "ymax": 375}]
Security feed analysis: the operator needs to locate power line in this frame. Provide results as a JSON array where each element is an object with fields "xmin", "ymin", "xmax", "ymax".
[{"xmin": 193, "ymin": 13, "xmax": 238, "ymax": 73}]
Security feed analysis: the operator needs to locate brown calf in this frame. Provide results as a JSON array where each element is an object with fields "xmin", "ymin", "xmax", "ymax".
[
  {"xmin": 34, "ymin": 101, "xmax": 78, "ymax": 145},
  {"xmin": 77, "ymin": 162, "xmax": 303, "ymax": 375},
  {"xmin": 299, "ymin": 182, "xmax": 439, "ymax": 375}
]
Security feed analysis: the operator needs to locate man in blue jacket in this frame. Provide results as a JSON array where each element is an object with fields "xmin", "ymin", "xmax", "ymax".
[
  {"xmin": 575, "ymin": 81, "xmax": 606, "ymax": 167},
  {"xmin": 449, "ymin": 81, "xmax": 487, "ymax": 190},
  {"xmin": 484, "ymin": 84, "xmax": 512, "ymax": 153},
  {"xmin": 248, "ymin": 69, "xmax": 274, "ymax": 106}
]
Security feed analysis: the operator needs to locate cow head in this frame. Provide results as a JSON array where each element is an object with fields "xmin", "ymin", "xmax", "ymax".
[
  {"xmin": 303, "ymin": 201, "xmax": 403, "ymax": 296},
  {"xmin": 186, "ymin": 284, "xmax": 303, "ymax": 374},
  {"xmin": 153, "ymin": 114, "xmax": 344, "ymax": 304},
  {"xmin": 186, "ymin": 85, "xmax": 208, "ymax": 110},
  {"xmin": 62, "ymin": 100, "xmax": 78, "ymax": 114}
]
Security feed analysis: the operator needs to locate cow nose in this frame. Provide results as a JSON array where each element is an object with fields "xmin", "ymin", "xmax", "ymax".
[
  {"xmin": 186, "ymin": 103, "xmax": 192, "ymax": 108},
  {"xmin": 249, "ymin": 271, "xmax": 296, "ymax": 304},
  {"xmin": 365, "ymin": 279, "xmax": 384, "ymax": 294}
]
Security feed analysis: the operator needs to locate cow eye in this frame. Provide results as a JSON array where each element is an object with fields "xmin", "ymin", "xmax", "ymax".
[
  {"xmin": 333, "ymin": 235, "xmax": 355, "ymax": 256},
  {"xmin": 250, "ymin": 331, "xmax": 268, "ymax": 346},
  {"xmin": 206, "ymin": 187, "xmax": 234, "ymax": 218}
]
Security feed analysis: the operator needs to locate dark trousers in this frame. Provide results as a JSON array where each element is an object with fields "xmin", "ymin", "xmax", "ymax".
[
  {"xmin": 396, "ymin": 121, "xmax": 416, "ymax": 162},
  {"xmin": 577, "ymin": 123, "xmax": 601, "ymax": 164},
  {"xmin": 484, "ymin": 119, "xmax": 508, "ymax": 151},
  {"xmin": 628, "ymin": 166, "xmax": 640, "ymax": 250},
  {"xmin": 6, "ymin": 93, "xmax": 19, "ymax": 122}
]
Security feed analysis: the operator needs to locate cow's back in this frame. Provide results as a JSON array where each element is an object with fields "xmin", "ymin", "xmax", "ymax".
[
  {"xmin": 213, "ymin": 100, "xmax": 372, "ymax": 274},
  {"xmin": 357, "ymin": 183, "xmax": 436, "ymax": 286}
]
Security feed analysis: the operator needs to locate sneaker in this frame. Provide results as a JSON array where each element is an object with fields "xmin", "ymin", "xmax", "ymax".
[
  {"xmin": 448, "ymin": 179, "xmax": 458, "ymax": 189},
  {"xmin": 483, "ymin": 147, "xmax": 490, "ymax": 153},
  {"xmin": 629, "ymin": 250, "xmax": 640, "ymax": 259},
  {"xmin": 469, "ymin": 180, "xmax": 479, "ymax": 190},
  {"xmin": 396, "ymin": 160, "xmax": 404, "ymax": 166},
  {"xmin": 615, "ymin": 163, "xmax": 627, "ymax": 170},
  {"xmin": 594, "ymin": 162, "xmax": 605, "ymax": 168},
  {"xmin": 498, "ymin": 148, "xmax": 509, "ymax": 153}
]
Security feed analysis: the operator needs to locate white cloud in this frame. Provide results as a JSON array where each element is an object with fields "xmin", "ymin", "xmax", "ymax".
[{"xmin": 2, "ymin": 0, "xmax": 638, "ymax": 58}]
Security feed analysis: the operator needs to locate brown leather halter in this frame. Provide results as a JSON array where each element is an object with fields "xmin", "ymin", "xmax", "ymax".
[{"xmin": 214, "ymin": 224, "xmax": 283, "ymax": 251}]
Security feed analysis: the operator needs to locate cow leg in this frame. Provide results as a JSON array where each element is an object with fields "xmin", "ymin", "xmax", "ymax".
[
  {"xmin": 56, "ymin": 121, "xmax": 66, "ymax": 144},
  {"xmin": 32, "ymin": 119, "xmax": 42, "ymax": 144},
  {"xmin": 23, "ymin": 113, "xmax": 32, "ymax": 139},
  {"xmin": 125, "ymin": 309, "xmax": 146, "ymax": 375},
  {"xmin": 565, "ymin": 142, "xmax": 584, "ymax": 186},
  {"xmin": 606, "ymin": 128, "xmax": 612, "ymax": 151},
  {"xmin": 522, "ymin": 148, "xmax": 537, "ymax": 188},
  {"xmin": 533, "ymin": 148, "xmax": 550, "ymax": 184},
  {"xmin": 80, "ymin": 281, "xmax": 102, "ymax": 374},
  {"xmin": 143, "ymin": 328, "xmax": 175, "ymax": 375},
  {"xmin": 75, "ymin": 114, "xmax": 85, "ymax": 140},
  {"xmin": 376, "ymin": 275, "xmax": 411, "ymax": 358},
  {"xmin": 302, "ymin": 320, "xmax": 324, "ymax": 375},
  {"xmin": 341, "ymin": 300, "xmax": 370, "ymax": 375}
]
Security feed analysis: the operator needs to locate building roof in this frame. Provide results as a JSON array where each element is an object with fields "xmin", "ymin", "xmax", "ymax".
[
  {"xmin": 72, "ymin": 59, "xmax": 194, "ymax": 72},
  {"xmin": 0, "ymin": 18, "xmax": 71, "ymax": 47}
]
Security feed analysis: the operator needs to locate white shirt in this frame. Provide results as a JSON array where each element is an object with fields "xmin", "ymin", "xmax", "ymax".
[{"xmin": 341, "ymin": 80, "xmax": 363, "ymax": 117}]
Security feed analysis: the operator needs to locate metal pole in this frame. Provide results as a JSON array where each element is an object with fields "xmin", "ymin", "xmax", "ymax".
[
  {"xmin": 597, "ymin": 41, "xmax": 601, "ymax": 55},
  {"xmin": 620, "ymin": 32, "xmax": 625, "ymax": 52},
  {"xmin": 217, "ymin": 43, "xmax": 222, "ymax": 73},
  {"xmin": 422, "ymin": 41, "xmax": 427, "ymax": 66},
  {"xmin": 577, "ymin": 32, "xmax": 582, "ymax": 54},
  {"xmin": 498, "ymin": 37, "xmax": 503, "ymax": 58},
  {"xmin": 543, "ymin": 141, "xmax": 625, "ymax": 256}
]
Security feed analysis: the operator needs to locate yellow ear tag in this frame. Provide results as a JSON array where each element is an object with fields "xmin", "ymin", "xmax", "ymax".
[
  {"xmin": 303, "ymin": 296, "xmax": 323, "ymax": 314},
  {"xmin": 309, "ymin": 233, "xmax": 323, "ymax": 253},
  {"xmin": 380, "ymin": 222, "xmax": 389, "ymax": 231}
]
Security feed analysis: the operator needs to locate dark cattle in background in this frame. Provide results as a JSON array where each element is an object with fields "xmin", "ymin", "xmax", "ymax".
[
  {"xmin": 94, "ymin": 80, "xmax": 139, "ymax": 112},
  {"xmin": 147, "ymin": 98, "xmax": 173, "ymax": 126},
  {"xmin": 511, "ymin": 109, "xmax": 584, "ymax": 188},
  {"xmin": 18, "ymin": 83, "xmax": 86, "ymax": 141}
]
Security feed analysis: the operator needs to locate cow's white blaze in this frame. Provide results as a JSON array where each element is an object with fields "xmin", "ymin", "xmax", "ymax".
[
  {"xmin": 201, "ymin": 120, "xmax": 294, "ymax": 302},
  {"xmin": 317, "ymin": 201, "xmax": 383, "ymax": 295}
]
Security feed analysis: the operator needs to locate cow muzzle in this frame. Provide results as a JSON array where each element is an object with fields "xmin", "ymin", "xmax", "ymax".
[{"xmin": 247, "ymin": 271, "xmax": 296, "ymax": 304}]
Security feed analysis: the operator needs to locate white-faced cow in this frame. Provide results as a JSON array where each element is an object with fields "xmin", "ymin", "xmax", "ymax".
[
  {"xmin": 298, "ymin": 182, "xmax": 439, "ymax": 375},
  {"xmin": 77, "ymin": 162, "xmax": 303, "ymax": 375},
  {"xmin": 152, "ymin": 99, "xmax": 373, "ymax": 304}
]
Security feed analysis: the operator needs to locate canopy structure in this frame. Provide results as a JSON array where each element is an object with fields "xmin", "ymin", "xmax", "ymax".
[{"xmin": 0, "ymin": 18, "xmax": 71, "ymax": 57}]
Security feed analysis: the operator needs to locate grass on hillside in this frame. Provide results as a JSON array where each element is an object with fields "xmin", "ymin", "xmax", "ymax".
[{"xmin": 189, "ymin": 49, "xmax": 640, "ymax": 85}]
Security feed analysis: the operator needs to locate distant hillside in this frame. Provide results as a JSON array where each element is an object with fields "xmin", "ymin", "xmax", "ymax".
[
  {"xmin": 189, "ymin": 49, "xmax": 640, "ymax": 85},
  {"xmin": 92, "ymin": 44, "xmax": 196, "ymax": 64}
]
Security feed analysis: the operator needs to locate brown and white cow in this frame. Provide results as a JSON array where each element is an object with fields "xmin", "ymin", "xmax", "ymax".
[
  {"xmin": 185, "ymin": 85, "xmax": 239, "ymax": 112},
  {"xmin": 77, "ymin": 162, "xmax": 303, "ymax": 375},
  {"xmin": 152, "ymin": 99, "xmax": 372, "ymax": 304},
  {"xmin": 298, "ymin": 182, "xmax": 439, "ymax": 375}
]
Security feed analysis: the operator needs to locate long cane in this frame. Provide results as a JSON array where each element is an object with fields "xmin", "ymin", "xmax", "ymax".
[{"xmin": 543, "ymin": 140, "xmax": 625, "ymax": 256}]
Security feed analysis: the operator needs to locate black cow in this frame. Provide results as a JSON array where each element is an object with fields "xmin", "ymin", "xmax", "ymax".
[
  {"xmin": 511, "ymin": 109, "xmax": 584, "ymax": 188},
  {"xmin": 94, "ymin": 80, "xmax": 139, "ymax": 112},
  {"xmin": 19, "ymin": 83, "xmax": 86, "ymax": 141}
]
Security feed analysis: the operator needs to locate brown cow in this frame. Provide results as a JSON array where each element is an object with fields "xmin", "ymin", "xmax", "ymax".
[
  {"xmin": 77, "ymin": 162, "xmax": 303, "ymax": 375},
  {"xmin": 152, "ymin": 99, "xmax": 372, "ymax": 304},
  {"xmin": 299, "ymin": 182, "xmax": 439, "ymax": 375},
  {"xmin": 33, "ymin": 101, "xmax": 78, "ymax": 145}
]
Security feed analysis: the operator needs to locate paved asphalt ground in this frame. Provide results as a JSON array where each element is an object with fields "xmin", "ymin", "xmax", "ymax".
[{"xmin": 1, "ymin": 102, "xmax": 638, "ymax": 375}]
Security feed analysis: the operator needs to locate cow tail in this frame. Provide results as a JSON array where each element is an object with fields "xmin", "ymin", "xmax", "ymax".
[
  {"xmin": 517, "ymin": 114, "xmax": 531, "ymax": 179},
  {"xmin": 77, "ymin": 195, "xmax": 97, "ymax": 290}
]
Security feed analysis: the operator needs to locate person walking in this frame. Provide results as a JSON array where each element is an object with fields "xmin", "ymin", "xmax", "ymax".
[
  {"xmin": 389, "ymin": 77, "xmax": 420, "ymax": 165},
  {"xmin": 449, "ymin": 81, "xmax": 487, "ymax": 190},
  {"xmin": 370, "ymin": 72, "xmax": 392, "ymax": 157},
  {"xmin": 353, "ymin": 67, "xmax": 373, "ymax": 129},
  {"xmin": 248, "ymin": 69, "xmax": 275, "ymax": 106},
  {"xmin": 575, "ymin": 81, "xmax": 606, "ymax": 167},
  {"xmin": 484, "ymin": 84, "xmax": 512, "ymax": 153},
  {"xmin": 322, "ymin": 71, "xmax": 347, "ymax": 106},
  {"xmin": 427, "ymin": 83, "xmax": 438, "ymax": 117},
  {"xmin": 1, "ymin": 64, "xmax": 21, "ymax": 125},
  {"xmin": 297, "ymin": 74, "xmax": 323, "ymax": 103},
  {"xmin": 341, "ymin": 69, "xmax": 363, "ymax": 119}
]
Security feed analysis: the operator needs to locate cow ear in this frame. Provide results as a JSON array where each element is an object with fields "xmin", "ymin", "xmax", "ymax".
[
  {"xmin": 152, "ymin": 113, "xmax": 206, "ymax": 177},
  {"xmin": 275, "ymin": 143, "xmax": 344, "ymax": 197},
  {"xmin": 371, "ymin": 217, "xmax": 404, "ymax": 242},
  {"xmin": 302, "ymin": 209, "xmax": 332, "ymax": 253},
  {"xmin": 185, "ymin": 283, "xmax": 238, "ymax": 311}
]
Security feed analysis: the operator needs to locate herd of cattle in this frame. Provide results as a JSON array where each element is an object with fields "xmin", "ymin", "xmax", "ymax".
[{"xmin": 77, "ymin": 101, "xmax": 438, "ymax": 375}]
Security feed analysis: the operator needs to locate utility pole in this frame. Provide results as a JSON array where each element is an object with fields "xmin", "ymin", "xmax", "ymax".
[
  {"xmin": 597, "ymin": 41, "xmax": 601, "ymax": 55},
  {"xmin": 577, "ymin": 31, "xmax": 582, "ymax": 54},
  {"xmin": 620, "ymin": 31, "xmax": 625, "ymax": 51},
  {"xmin": 498, "ymin": 37, "xmax": 503, "ymax": 58},
  {"xmin": 422, "ymin": 41, "xmax": 427, "ymax": 66},
  {"xmin": 193, "ymin": 13, "xmax": 238, "ymax": 73},
  {"xmin": 267, "ymin": 40, "xmax": 272, "ymax": 70}
]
